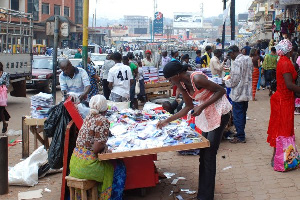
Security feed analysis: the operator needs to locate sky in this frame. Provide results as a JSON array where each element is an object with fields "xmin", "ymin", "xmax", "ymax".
[{"xmin": 89, "ymin": 0, "xmax": 253, "ymax": 20}]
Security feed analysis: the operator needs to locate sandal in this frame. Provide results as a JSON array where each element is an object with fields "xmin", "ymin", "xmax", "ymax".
[
  {"xmin": 229, "ymin": 137, "xmax": 246, "ymax": 144},
  {"xmin": 2, "ymin": 123, "xmax": 8, "ymax": 133}
]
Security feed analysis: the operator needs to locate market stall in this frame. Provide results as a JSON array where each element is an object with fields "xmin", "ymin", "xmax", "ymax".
[{"xmin": 60, "ymin": 101, "xmax": 210, "ymax": 199}]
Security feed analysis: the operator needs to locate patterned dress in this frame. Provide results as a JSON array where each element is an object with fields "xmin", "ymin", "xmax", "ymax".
[
  {"xmin": 86, "ymin": 64, "xmax": 99, "ymax": 100},
  {"xmin": 69, "ymin": 114, "xmax": 126, "ymax": 200}
]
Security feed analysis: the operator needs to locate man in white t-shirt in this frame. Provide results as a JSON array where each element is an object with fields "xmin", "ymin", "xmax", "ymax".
[{"xmin": 108, "ymin": 52, "xmax": 133, "ymax": 102}]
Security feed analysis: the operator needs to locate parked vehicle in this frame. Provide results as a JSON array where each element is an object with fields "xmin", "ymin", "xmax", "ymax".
[
  {"xmin": 0, "ymin": 7, "xmax": 33, "ymax": 97},
  {"xmin": 26, "ymin": 56, "xmax": 61, "ymax": 93},
  {"xmin": 90, "ymin": 53, "xmax": 108, "ymax": 76}
]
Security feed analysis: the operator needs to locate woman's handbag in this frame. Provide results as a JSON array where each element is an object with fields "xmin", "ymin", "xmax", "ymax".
[
  {"xmin": 274, "ymin": 135, "xmax": 300, "ymax": 172},
  {"xmin": 0, "ymin": 85, "xmax": 8, "ymax": 106}
]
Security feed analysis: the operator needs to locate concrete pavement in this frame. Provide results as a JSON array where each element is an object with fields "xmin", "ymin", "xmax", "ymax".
[{"xmin": 1, "ymin": 89, "xmax": 300, "ymax": 200}]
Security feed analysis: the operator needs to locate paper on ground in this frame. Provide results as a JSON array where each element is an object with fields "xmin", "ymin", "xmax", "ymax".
[{"xmin": 18, "ymin": 189, "xmax": 43, "ymax": 200}]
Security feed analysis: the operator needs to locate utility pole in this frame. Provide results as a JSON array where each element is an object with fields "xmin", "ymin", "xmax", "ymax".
[
  {"xmin": 82, "ymin": 0, "xmax": 89, "ymax": 70},
  {"xmin": 230, "ymin": 0, "xmax": 235, "ymax": 41},
  {"xmin": 222, "ymin": 0, "xmax": 226, "ymax": 50},
  {"xmin": 0, "ymin": 136, "xmax": 8, "ymax": 195},
  {"xmin": 52, "ymin": 16, "xmax": 59, "ymax": 105}
]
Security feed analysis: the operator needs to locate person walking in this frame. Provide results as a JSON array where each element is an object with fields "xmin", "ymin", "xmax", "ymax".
[
  {"xmin": 157, "ymin": 61, "xmax": 231, "ymax": 200},
  {"xmin": 267, "ymin": 39, "xmax": 300, "ymax": 167},
  {"xmin": 201, "ymin": 46, "xmax": 212, "ymax": 68},
  {"xmin": 102, "ymin": 54, "xmax": 115, "ymax": 100},
  {"xmin": 262, "ymin": 47, "xmax": 278, "ymax": 96},
  {"xmin": 108, "ymin": 52, "xmax": 133, "ymax": 102},
  {"xmin": 142, "ymin": 50, "xmax": 155, "ymax": 66},
  {"xmin": 225, "ymin": 45, "xmax": 253, "ymax": 143},
  {"xmin": 250, "ymin": 48, "xmax": 260, "ymax": 101},
  {"xmin": 0, "ymin": 62, "xmax": 10, "ymax": 133}
]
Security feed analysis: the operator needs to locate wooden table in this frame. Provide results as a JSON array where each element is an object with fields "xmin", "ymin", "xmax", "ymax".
[
  {"xmin": 145, "ymin": 82, "xmax": 173, "ymax": 100},
  {"xmin": 21, "ymin": 116, "xmax": 49, "ymax": 158}
]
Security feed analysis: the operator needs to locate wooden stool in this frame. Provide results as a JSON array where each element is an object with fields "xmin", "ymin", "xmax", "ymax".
[{"xmin": 65, "ymin": 176, "xmax": 98, "ymax": 200}]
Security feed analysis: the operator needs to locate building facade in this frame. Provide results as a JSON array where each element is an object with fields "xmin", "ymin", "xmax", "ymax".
[{"xmin": 124, "ymin": 15, "xmax": 149, "ymax": 35}]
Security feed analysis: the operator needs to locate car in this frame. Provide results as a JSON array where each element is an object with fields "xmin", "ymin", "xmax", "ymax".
[
  {"xmin": 90, "ymin": 53, "xmax": 108, "ymax": 76},
  {"xmin": 69, "ymin": 58, "xmax": 82, "ymax": 68},
  {"xmin": 26, "ymin": 56, "xmax": 61, "ymax": 93}
]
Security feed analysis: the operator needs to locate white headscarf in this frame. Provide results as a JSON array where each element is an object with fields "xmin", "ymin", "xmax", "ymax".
[{"xmin": 89, "ymin": 95, "xmax": 107, "ymax": 115}]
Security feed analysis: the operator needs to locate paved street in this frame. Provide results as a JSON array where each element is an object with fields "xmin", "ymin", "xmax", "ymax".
[{"xmin": 1, "ymin": 89, "xmax": 300, "ymax": 200}]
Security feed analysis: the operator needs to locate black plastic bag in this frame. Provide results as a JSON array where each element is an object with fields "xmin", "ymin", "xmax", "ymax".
[
  {"xmin": 48, "ymin": 103, "xmax": 71, "ymax": 169},
  {"xmin": 44, "ymin": 103, "xmax": 66, "ymax": 137}
]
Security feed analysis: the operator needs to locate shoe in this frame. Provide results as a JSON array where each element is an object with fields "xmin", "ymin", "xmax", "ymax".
[
  {"xmin": 2, "ymin": 123, "xmax": 8, "ymax": 133},
  {"xmin": 229, "ymin": 137, "xmax": 246, "ymax": 143}
]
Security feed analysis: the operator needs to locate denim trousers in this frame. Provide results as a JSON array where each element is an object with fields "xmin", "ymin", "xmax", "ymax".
[
  {"xmin": 197, "ymin": 113, "xmax": 230, "ymax": 200},
  {"xmin": 264, "ymin": 69, "xmax": 276, "ymax": 87},
  {"xmin": 232, "ymin": 101, "xmax": 248, "ymax": 141}
]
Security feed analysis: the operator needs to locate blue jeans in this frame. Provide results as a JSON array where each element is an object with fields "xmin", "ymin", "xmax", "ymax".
[
  {"xmin": 197, "ymin": 113, "xmax": 230, "ymax": 200},
  {"xmin": 232, "ymin": 101, "xmax": 248, "ymax": 141}
]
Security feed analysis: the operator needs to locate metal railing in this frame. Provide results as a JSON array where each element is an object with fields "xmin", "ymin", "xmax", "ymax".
[{"xmin": 0, "ymin": 7, "xmax": 33, "ymax": 54}]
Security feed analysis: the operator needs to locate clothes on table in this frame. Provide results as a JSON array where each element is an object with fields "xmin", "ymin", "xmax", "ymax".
[{"xmin": 267, "ymin": 56, "xmax": 297, "ymax": 147}]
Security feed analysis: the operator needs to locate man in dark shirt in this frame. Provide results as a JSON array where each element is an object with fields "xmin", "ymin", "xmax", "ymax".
[{"xmin": 243, "ymin": 42, "xmax": 251, "ymax": 56}]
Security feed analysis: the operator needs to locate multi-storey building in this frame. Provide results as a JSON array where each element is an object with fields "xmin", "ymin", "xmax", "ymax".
[{"xmin": 124, "ymin": 15, "xmax": 149, "ymax": 35}]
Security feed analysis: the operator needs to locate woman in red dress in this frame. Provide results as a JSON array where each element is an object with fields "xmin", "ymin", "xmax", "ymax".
[{"xmin": 267, "ymin": 39, "xmax": 300, "ymax": 166}]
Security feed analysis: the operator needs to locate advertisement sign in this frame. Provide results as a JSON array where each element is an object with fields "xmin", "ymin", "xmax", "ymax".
[
  {"xmin": 238, "ymin": 14, "xmax": 248, "ymax": 23},
  {"xmin": 154, "ymin": 12, "xmax": 163, "ymax": 36},
  {"xmin": 173, "ymin": 12, "xmax": 203, "ymax": 28}
]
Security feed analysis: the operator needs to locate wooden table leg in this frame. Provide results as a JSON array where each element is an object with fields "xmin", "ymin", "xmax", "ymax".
[
  {"xmin": 43, "ymin": 132, "xmax": 49, "ymax": 150},
  {"xmin": 22, "ymin": 116, "xmax": 29, "ymax": 159},
  {"xmin": 32, "ymin": 127, "xmax": 38, "ymax": 150}
]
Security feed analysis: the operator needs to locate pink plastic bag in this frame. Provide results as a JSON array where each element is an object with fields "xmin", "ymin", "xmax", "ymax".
[
  {"xmin": 0, "ymin": 85, "xmax": 8, "ymax": 106},
  {"xmin": 274, "ymin": 135, "xmax": 300, "ymax": 172}
]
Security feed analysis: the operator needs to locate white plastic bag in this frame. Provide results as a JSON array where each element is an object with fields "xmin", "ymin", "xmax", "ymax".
[
  {"xmin": 9, "ymin": 146, "xmax": 48, "ymax": 186},
  {"xmin": 107, "ymin": 101, "xmax": 130, "ymax": 111},
  {"xmin": 143, "ymin": 102, "xmax": 161, "ymax": 111},
  {"xmin": 77, "ymin": 103, "xmax": 90, "ymax": 119},
  {"xmin": 135, "ymin": 80, "xmax": 140, "ymax": 95}
]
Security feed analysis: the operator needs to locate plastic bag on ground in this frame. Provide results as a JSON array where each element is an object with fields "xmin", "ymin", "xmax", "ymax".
[{"xmin": 9, "ymin": 146, "xmax": 47, "ymax": 186}]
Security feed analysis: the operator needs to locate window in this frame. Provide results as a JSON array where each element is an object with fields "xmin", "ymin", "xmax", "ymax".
[
  {"xmin": 42, "ymin": 3, "xmax": 49, "ymax": 15},
  {"xmin": 27, "ymin": 0, "xmax": 39, "ymax": 21},
  {"xmin": 64, "ymin": 6, "xmax": 70, "ymax": 17},
  {"xmin": 75, "ymin": 0, "xmax": 83, "ymax": 24},
  {"xmin": 11, "ymin": 0, "xmax": 19, "ymax": 11},
  {"xmin": 54, "ymin": 5, "xmax": 60, "ymax": 15}
]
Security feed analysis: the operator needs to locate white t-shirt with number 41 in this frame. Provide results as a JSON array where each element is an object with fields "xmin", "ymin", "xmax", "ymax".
[{"xmin": 107, "ymin": 63, "xmax": 133, "ymax": 98}]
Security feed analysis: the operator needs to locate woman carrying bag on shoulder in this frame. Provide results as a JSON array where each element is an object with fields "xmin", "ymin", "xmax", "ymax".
[{"xmin": 0, "ymin": 62, "xmax": 10, "ymax": 133}]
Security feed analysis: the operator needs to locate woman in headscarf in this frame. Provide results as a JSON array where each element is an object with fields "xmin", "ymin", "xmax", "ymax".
[
  {"xmin": 157, "ymin": 61, "xmax": 231, "ymax": 200},
  {"xmin": 69, "ymin": 95, "xmax": 126, "ymax": 200},
  {"xmin": 267, "ymin": 39, "xmax": 300, "ymax": 167}
]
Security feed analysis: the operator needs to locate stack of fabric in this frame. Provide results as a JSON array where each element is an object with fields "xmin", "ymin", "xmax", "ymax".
[
  {"xmin": 31, "ymin": 92, "xmax": 53, "ymax": 118},
  {"xmin": 143, "ymin": 66, "xmax": 158, "ymax": 83}
]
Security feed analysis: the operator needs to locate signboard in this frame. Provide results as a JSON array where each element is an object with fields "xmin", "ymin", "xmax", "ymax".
[
  {"xmin": 154, "ymin": 12, "xmax": 163, "ymax": 36},
  {"xmin": 173, "ymin": 12, "xmax": 203, "ymax": 28},
  {"xmin": 0, "ymin": 54, "xmax": 31, "ymax": 78},
  {"xmin": 238, "ymin": 14, "xmax": 248, "ymax": 23},
  {"xmin": 279, "ymin": 0, "xmax": 298, "ymax": 5}
]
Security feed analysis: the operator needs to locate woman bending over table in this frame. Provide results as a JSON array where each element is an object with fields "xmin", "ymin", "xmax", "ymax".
[
  {"xmin": 157, "ymin": 61, "xmax": 231, "ymax": 200},
  {"xmin": 69, "ymin": 95, "xmax": 126, "ymax": 200}
]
